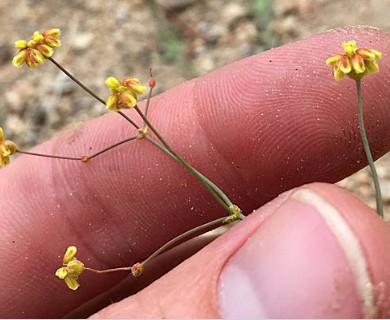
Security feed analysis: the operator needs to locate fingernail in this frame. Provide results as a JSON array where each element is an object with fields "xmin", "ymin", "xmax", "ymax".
[{"xmin": 218, "ymin": 188, "xmax": 374, "ymax": 318}]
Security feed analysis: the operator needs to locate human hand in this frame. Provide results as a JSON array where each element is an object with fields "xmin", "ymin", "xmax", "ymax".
[{"xmin": 1, "ymin": 26, "xmax": 390, "ymax": 318}]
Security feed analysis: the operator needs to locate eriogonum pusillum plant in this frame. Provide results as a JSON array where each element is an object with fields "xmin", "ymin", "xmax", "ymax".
[
  {"xmin": 7, "ymin": 29, "xmax": 245, "ymax": 290},
  {"xmin": 326, "ymin": 40, "xmax": 383, "ymax": 218}
]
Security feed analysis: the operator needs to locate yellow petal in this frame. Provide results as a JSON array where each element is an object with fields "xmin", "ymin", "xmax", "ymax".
[
  {"xmin": 365, "ymin": 60, "xmax": 379, "ymax": 75},
  {"xmin": 44, "ymin": 36, "xmax": 61, "ymax": 48},
  {"xmin": 28, "ymin": 49, "xmax": 46, "ymax": 67},
  {"xmin": 0, "ymin": 127, "xmax": 4, "ymax": 141},
  {"xmin": 122, "ymin": 78, "xmax": 147, "ymax": 95},
  {"xmin": 356, "ymin": 48, "xmax": 376, "ymax": 61},
  {"xmin": 333, "ymin": 66, "xmax": 344, "ymax": 81},
  {"xmin": 342, "ymin": 40, "xmax": 357, "ymax": 56},
  {"xmin": 105, "ymin": 77, "xmax": 120, "ymax": 92},
  {"xmin": 15, "ymin": 40, "xmax": 28, "ymax": 49},
  {"xmin": 339, "ymin": 56, "xmax": 351, "ymax": 74},
  {"xmin": 42, "ymin": 29, "xmax": 61, "ymax": 48},
  {"xmin": 106, "ymin": 95, "xmax": 119, "ymax": 111},
  {"xmin": 6, "ymin": 141, "xmax": 17, "ymax": 154},
  {"xmin": 12, "ymin": 50, "xmax": 27, "ymax": 68},
  {"xmin": 370, "ymin": 49, "xmax": 382, "ymax": 60},
  {"xmin": 63, "ymin": 246, "xmax": 77, "ymax": 264},
  {"xmin": 64, "ymin": 276, "xmax": 80, "ymax": 290},
  {"xmin": 1, "ymin": 144, "xmax": 11, "ymax": 157},
  {"xmin": 55, "ymin": 267, "xmax": 68, "ymax": 279},
  {"xmin": 351, "ymin": 54, "xmax": 365, "ymax": 74},
  {"xmin": 325, "ymin": 54, "xmax": 342, "ymax": 66},
  {"xmin": 43, "ymin": 29, "xmax": 61, "ymax": 37},
  {"xmin": 36, "ymin": 44, "xmax": 54, "ymax": 58},
  {"xmin": 120, "ymin": 92, "xmax": 137, "ymax": 108},
  {"xmin": 0, "ymin": 155, "xmax": 10, "ymax": 167},
  {"xmin": 31, "ymin": 31, "xmax": 44, "ymax": 43}
]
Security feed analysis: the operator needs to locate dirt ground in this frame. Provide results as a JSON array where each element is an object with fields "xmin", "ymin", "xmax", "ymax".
[{"xmin": 0, "ymin": 0, "xmax": 389, "ymax": 217}]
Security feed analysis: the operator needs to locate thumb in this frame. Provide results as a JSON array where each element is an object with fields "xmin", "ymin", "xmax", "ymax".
[{"xmin": 91, "ymin": 183, "xmax": 390, "ymax": 318}]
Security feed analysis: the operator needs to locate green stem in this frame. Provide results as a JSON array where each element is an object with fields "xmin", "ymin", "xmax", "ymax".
[
  {"xmin": 48, "ymin": 57, "xmax": 139, "ymax": 129},
  {"xmin": 85, "ymin": 216, "xmax": 227, "ymax": 275},
  {"xmin": 356, "ymin": 79, "xmax": 383, "ymax": 218},
  {"xmin": 141, "ymin": 216, "xmax": 226, "ymax": 266},
  {"xmin": 16, "ymin": 149, "xmax": 82, "ymax": 161},
  {"xmin": 143, "ymin": 86, "xmax": 154, "ymax": 129},
  {"xmin": 146, "ymin": 133, "xmax": 245, "ymax": 219},
  {"xmin": 135, "ymin": 105, "xmax": 235, "ymax": 214},
  {"xmin": 48, "ymin": 56, "xmax": 240, "ymax": 217},
  {"xmin": 49, "ymin": 57, "xmax": 105, "ymax": 104},
  {"xmin": 85, "ymin": 135, "xmax": 138, "ymax": 160},
  {"xmin": 17, "ymin": 135, "xmax": 139, "ymax": 162}
]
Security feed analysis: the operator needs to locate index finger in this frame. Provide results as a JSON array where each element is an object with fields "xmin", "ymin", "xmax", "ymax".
[{"xmin": 0, "ymin": 26, "xmax": 389, "ymax": 318}]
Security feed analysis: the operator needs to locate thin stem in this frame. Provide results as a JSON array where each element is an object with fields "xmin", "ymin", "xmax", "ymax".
[
  {"xmin": 85, "ymin": 135, "xmax": 138, "ymax": 160},
  {"xmin": 356, "ymin": 79, "xmax": 383, "ymax": 218},
  {"xmin": 141, "ymin": 216, "xmax": 226, "ymax": 266},
  {"xmin": 135, "ymin": 105, "xmax": 234, "ymax": 214},
  {"xmin": 48, "ymin": 57, "xmax": 239, "ymax": 216},
  {"xmin": 48, "ymin": 57, "xmax": 105, "ymax": 105},
  {"xmin": 85, "ymin": 266, "xmax": 132, "ymax": 274},
  {"xmin": 17, "ymin": 135, "xmax": 139, "ymax": 162},
  {"xmin": 84, "ymin": 216, "xmax": 226, "ymax": 275},
  {"xmin": 117, "ymin": 111, "xmax": 140, "ymax": 130},
  {"xmin": 143, "ymin": 86, "xmax": 154, "ymax": 129},
  {"xmin": 48, "ymin": 57, "xmax": 139, "ymax": 130},
  {"xmin": 16, "ymin": 149, "xmax": 82, "ymax": 161}
]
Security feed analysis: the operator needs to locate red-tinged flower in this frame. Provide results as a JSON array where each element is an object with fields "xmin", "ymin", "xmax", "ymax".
[
  {"xmin": 106, "ymin": 91, "xmax": 138, "ymax": 111},
  {"xmin": 0, "ymin": 127, "xmax": 17, "ymax": 168},
  {"xmin": 41, "ymin": 29, "xmax": 61, "ymax": 48},
  {"xmin": 105, "ymin": 76, "xmax": 146, "ymax": 111},
  {"xmin": 12, "ymin": 29, "xmax": 61, "ymax": 68},
  {"xmin": 121, "ymin": 77, "xmax": 147, "ymax": 95},
  {"xmin": 326, "ymin": 40, "xmax": 382, "ymax": 81}
]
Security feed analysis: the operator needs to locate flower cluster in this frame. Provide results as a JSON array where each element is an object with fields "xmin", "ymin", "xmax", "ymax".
[
  {"xmin": 0, "ymin": 127, "xmax": 17, "ymax": 168},
  {"xmin": 326, "ymin": 40, "xmax": 382, "ymax": 81},
  {"xmin": 105, "ymin": 76, "xmax": 147, "ymax": 111},
  {"xmin": 55, "ymin": 246, "xmax": 85, "ymax": 290},
  {"xmin": 12, "ymin": 29, "xmax": 61, "ymax": 68}
]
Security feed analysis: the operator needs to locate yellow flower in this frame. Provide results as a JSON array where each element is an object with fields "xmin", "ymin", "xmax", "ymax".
[
  {"xmin": 55, "ymin": 246, "xmax": 85, "ymax": 290},
  {"xmin": 0, "ymin": 127, "xmax": 17, "ymax": 168},
  {"xmin": 40, "ymin": 29, "xmax": 61, "ymax": 48},
  {"xmin": 121, "ymin": 78, "xmax": 147, "ymax": 95},
  {"xmin": 105, "ymin": 76, "xmax": 147, "ymax": 111},
  {"xmin": 326, "ymin": 40, "xmax": 382, "ymax": 81},
  {"xmin": 12, "ymin": 29, "xmax": 61, "ymax": 68}
]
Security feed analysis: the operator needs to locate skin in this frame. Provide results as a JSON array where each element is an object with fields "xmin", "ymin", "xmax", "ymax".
[{"xmin": 0, "ymin": 26, "xmax": 390, "ymax": 318}]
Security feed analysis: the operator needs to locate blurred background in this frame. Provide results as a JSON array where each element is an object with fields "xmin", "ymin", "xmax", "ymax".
[{"xmin": 0, "ymin": 0, "xmax": 389, "ymax": 217}]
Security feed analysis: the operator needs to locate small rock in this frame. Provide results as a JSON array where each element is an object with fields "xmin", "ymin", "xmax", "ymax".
[
  {"xmin": 5, "ymin": 82, "xmax": 35, "ymax": 113},
  {"xmin": 222, "ymin": 3, "xmax": 247, "ymax": 27},
  {"xmin": 355, "ymin": 171, "xmax": 371, "ymax": 185},
  {"xmin": 51, "ymin": 72, "xmax": 76, "ymax": 95},
  {"xmin": 5, "ymin": 114, "xmax": 28, "ymax": 137},
  {"xmin": 72, "ymin": 33, "xmax": 95, "ymax": 51}
]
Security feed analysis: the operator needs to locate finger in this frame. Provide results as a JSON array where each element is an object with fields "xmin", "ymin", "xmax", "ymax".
[
  {"xmin": 1, "ymin": 26, "xmax": 390, "ymax": 318},
  {"xmin": 90, "ymin": 183, "xmax": 390, "ymax": 318}
]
